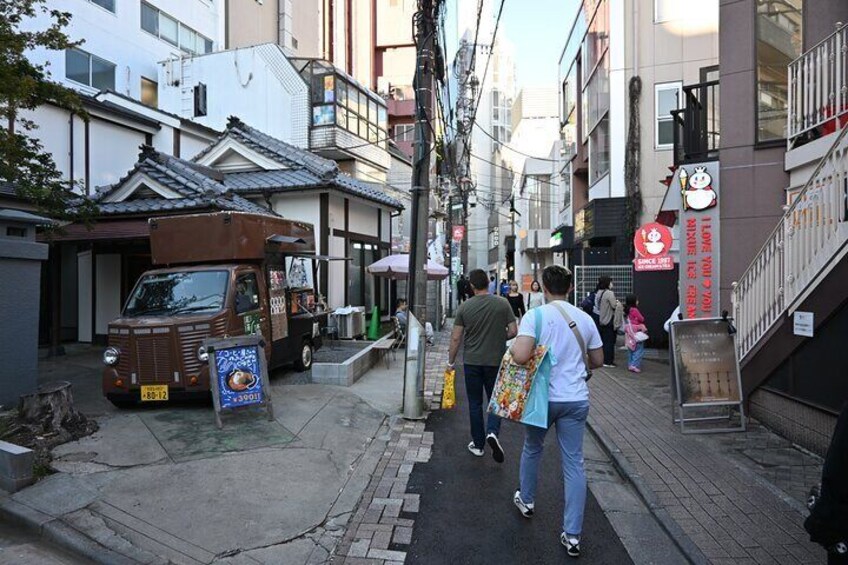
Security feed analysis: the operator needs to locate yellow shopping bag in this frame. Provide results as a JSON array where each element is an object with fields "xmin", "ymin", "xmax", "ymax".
[{"xmin": 442, "ymin": 368, "xmax": 456, "ymax": 409}]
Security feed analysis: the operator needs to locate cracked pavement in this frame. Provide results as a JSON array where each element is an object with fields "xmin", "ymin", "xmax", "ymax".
[{"xmin": 9, "ymin": 347, "xmax": 404, "ymax": 564}]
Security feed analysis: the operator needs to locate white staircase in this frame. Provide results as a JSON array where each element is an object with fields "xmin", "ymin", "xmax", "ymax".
[{"xmin": 732, "ymin": 124, "xmax": 848, "ymax": 361}]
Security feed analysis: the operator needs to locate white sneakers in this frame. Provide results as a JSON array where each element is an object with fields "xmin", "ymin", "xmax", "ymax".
[
  {"xmin": 560, "ymin": 533, "xmax": 580, "ymax": 558},
  {"xmin": 467, "ymin": 441, "xmax": 484, "ymax": 457},
  {"xmin": 486, "ymin": 433, "xmax": 504, "ymax": 463},
  {"xmin": 513, "ymin": 490, "xmax": 534, "ymax": 518}
]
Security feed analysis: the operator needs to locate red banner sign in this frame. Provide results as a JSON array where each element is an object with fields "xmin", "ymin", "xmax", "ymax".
[{"xmin": 633, "ymin": 222, "xmax": 674, "ymax": 272}]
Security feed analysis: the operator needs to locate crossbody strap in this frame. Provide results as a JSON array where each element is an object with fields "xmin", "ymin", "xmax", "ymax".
[{"xmin": 551, "ymin": 301, "xmax": 593, "ymax": 381}]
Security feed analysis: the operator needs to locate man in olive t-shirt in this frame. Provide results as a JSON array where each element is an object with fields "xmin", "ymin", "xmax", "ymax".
[{"xmin": 448, "ymin": 269, "xmax": 517, "ymax": 462}]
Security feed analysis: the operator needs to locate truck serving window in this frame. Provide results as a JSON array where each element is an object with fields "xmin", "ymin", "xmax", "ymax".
[{"xmin": 124, "ymin": 271, "xmax": 229, "ymax": 317}]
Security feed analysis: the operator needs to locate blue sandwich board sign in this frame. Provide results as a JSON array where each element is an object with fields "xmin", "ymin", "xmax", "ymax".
[{"xmin": 205, "ymin": 335, "xmax": 274, "ymax": 429}]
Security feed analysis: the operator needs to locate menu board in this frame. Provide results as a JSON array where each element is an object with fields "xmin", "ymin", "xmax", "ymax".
[
  {"xmin": 670, "ymin": 318, "xmax": 742, "ymax": 405},
  {"xmin": 206, "ymin": 335, "xmax": 274, "ymax": 429},
  {"xmin": 268, "ymin": 269, "xmax": 288, "ymax": 341}
]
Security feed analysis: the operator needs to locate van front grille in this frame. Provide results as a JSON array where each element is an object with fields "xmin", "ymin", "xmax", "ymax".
[{"xmin": 135, "ymin": 334, "xmax": 174, "ymax": 383}]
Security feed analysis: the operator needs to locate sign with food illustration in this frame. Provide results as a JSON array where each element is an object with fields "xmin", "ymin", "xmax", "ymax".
[
  {"xmin": 633, "ymin": 222, "xmax": 674, "ymax": 272},
  {"xmin": 676, "ymin": 161, "xmax": 721, "ymax": 319},
  {"xmin": 205, "ymin": 335, "xmax": 274, "ymax": 428}
]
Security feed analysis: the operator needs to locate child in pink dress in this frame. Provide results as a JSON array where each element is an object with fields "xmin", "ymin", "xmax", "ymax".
[{"xmin": 624, "ymin": 294, "xmax": 647, "ymax": 373}]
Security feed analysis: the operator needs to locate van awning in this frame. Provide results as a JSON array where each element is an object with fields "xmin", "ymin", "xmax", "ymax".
[
  {"xmin": 287, "ymin": 253, "xmax": 351, "ymax": 261},
  {"xmin": 267, "ymin": 234, "xmax": 307, "ymax": 245}
]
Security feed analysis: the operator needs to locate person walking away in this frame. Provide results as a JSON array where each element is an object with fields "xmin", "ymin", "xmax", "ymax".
[
  {"xmin": 623, "ymin": 294, "xmax": 647, "ymax": 373},
  {"xmin": 457, "ymin": 276, "xmax": 469, "ymax": 304},
  {"xmin": 527, "ymin": 280, "xmax": 545, "ymax": 310},
  {"xmin": 448, "ymin": 269, "xmax": 517, "ymax": 462},
  {"xmin": 580, "ymin": 283, "xmax": 600, "ymax": 326},
  {"xmin": 805, "ymin": 401, "xmax": 848, "ymax": 564},
  {"xmin": 506, "ymin": 280, "xmax": 526, "ymax": 320},
  {"xmin": 488, "ymin": 275, "xmax": 497, "ymax": 295},
  {"xmin": 500, "ymin": 278, "xmax": 510, "ymax": 297},
  {"xmin": 509, "ymin": 265, "xmax": 603, "ymax": 558},
  {"xmin": 595, "ymin": 276, "xmax": 618, "ymax": 367}
]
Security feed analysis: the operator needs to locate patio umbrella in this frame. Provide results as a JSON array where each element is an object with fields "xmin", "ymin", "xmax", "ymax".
[{"xmin": 366, "ymin": 254, "xmax": 449, "ymax": 280}]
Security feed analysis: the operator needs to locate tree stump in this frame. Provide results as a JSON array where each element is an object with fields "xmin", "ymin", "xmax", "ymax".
[{"xmin": 18, "ymin": 381, "xmax": 84, "ymax": 436}]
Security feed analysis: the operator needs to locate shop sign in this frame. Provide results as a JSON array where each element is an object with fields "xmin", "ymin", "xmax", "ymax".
[
  {"xmin": 793, "ymin": 311, "xmax": 814, "ymax": 337},
  {"xmin": 677, "ymin": 162, "xmax": 721, "ymax": 319},
  {"xmin": 452, "ymin": 225, "xmax": 465, "ymax": 241},
  {"xmin": 206, "ymin": 335, "xmax": 274, "ymax": 429},
  {"xmin": 633, "ymin": 222, "xmax": 674, "ymax": 271},
  {"xmin": 549, "ymin": 232, "xmax": 563, "ymax": 248}
]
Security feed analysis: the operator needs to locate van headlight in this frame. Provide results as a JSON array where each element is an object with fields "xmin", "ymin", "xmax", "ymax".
[
  {"xmin": 103, "ymin": 347, "xmax": 120, "ymax": 366},
  {"xmin": 197, "ymin": 345, "xmax": 209, "ymax": 362}
]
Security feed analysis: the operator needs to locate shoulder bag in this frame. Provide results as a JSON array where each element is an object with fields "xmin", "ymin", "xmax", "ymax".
[{"xmin": 550, "ymin": 301, "xmax": 593, "ymax": 382}]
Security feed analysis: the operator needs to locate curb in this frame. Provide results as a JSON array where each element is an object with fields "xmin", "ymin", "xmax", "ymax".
[
  {"xmin": 585, "ymin": 420, "xmax": 710, "ymax": 565},
  {"xmin": 0, "ymin": 496, "xmax": 135, "ymax": 565}
]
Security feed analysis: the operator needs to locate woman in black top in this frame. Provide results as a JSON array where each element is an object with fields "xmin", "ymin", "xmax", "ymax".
[{"xmin": 506, "ymin": 280, "xmax": 526, "ymax": 319}]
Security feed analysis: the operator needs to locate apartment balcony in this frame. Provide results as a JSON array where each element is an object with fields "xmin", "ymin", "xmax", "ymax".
[
  {"xmin": 387, "ymin": 98, "xmax": 415, "ymax": 118},
  {"xmin": 671, "ymin": 80, "xmax": 720, "ymax": 166},
  {"xmin": 788, "ymin": 23, "xmax": 848, "ymax": 148}
]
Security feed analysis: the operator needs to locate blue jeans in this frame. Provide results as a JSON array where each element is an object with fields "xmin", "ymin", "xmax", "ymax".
[
  {"xmin": 628, "ymin": 342, "xmax": 645, "ymax": 369},
  {"xmin": 463, "ymin": 364, "xmax": 502, "ymax": 448},
  {"xmin": 519, "ymin": 400, "xmax": 590, "ymax": 537}
]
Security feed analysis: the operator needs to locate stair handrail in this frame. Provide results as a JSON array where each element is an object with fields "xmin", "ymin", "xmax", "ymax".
[{"xmin": 732, "ymin": 122, "xmax": 848, "ymax": 361}]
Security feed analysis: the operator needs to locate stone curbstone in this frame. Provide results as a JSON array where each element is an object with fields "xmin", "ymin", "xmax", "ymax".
[
  {"xmin": 586, "ymin": 419, "xmax": 710, "ymax": 565},
  {"xmin": 0, "ymin": 496, "xmax": 134, "ymax": 565}
]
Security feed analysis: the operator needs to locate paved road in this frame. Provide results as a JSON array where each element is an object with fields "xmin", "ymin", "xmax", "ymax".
[
  {"xmin": 0, "ymin": 520, "xmax": 86, "ymax": 565},
  {"xmin": 405, "ymin": 365, "xmax": 633, "ymax": 564}
]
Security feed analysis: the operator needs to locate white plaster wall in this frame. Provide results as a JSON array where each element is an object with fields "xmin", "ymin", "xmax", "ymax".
[
  {"xmin": 348, "ymin": 200, "xmax": 378, "ymax": 238},
  {"xmin": 26, "ymin": 0, "xmax": 223, "ymax": 101},
  {"xmin": 158, "ymin": 45, "xmax": 309, "ymax": 147},
  {"xmin": 95, "ymin": 254, "xmax": 122, "ymax": 336},
  {"xmin": 328, "ymin": 195, "xmax": 346, "ymax": 308},
  {"xmin": 181, "ymin": 131, "xmax": 213, "ymax": 160},
  {"xmin": 89, "ymin": 120, "xmax": 147, "ymax": 189}
]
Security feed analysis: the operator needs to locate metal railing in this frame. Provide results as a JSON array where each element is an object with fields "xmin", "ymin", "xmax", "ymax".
[
  {"xmin": 671, "ymin": 81, "xmax": 720, "ymax": 166},
  {"xmin": 732, "ymin": 123, "xmax": 848, "ymax": 361},
  {"xmin": 788, "ymin": 23, "xmax": 848, "ymax": 143}
]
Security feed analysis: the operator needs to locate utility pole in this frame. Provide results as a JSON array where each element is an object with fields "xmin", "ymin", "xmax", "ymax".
[{"xmin": 403, "ymin": 0, "xmax": 436, "ymax": 420}]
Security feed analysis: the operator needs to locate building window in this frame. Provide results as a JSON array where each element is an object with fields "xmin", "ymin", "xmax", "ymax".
[
  {"xmin": 89, "ymin": 0, "xmax": 115, "ymax": 12},
  {"xmin": 394, "ymin": 124, "xmax": 415, "ymax": 142},
  {"xmin": 756, "ymin": 0, "xmax": 803, "ymax": 142},
  {"xmin": 141, "ymin": 77, "xmax": 158, "ymax": 107},
  {"xmin": 561, "ymin": 164, "xmax": 572, "ymax": 212},
  {"xmin": 589, "ymin": 115, "xmax": 609, "ymax": 184},
  {"xmin": 65, "ymin": 49, "xmax": 115, "ymax": 90},
  {"xmin": 527, "ymin": 177, "xmax": 551, "ymax": 230},
  {"xmin": 140, "ymin": 2, "xmax": 213, "ymax": 55},
  {"xmin": 655, "ymin": 82, "xmax": 682, "ymax": 149}
]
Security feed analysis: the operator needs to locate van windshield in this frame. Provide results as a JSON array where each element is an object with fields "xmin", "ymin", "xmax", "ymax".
[{"xmin": 124, "ymin": 271, "xmax": 229, "ymax": 317}]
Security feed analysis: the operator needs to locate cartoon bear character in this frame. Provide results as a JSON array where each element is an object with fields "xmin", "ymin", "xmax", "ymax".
[{"xmin": 684, "ymin": 166, "xmax": 717, "ymax": 211}]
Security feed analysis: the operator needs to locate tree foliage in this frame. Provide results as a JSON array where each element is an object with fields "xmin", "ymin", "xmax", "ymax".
[{"xmin": 0, "ymin": 0, "xmax": 96, "ymax": 221}]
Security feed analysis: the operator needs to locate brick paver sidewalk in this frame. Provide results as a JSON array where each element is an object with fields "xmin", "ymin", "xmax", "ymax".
[
  {"xmin": 588, "ymin": 367, "xmax": 826, "ymax": 564},
  {"xmin": 334, "ymin": 321, "xmax": 452, "ymax": 564}
]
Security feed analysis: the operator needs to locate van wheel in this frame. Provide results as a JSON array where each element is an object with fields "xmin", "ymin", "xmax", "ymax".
[{"xmin": 296, "ymin": 340, "xmax": 313, "ymax": 371}]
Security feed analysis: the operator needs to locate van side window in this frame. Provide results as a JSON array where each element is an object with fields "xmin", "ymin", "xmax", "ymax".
[{"xmin": 235, "ymin": 272, "xmax": 260, "ymax": 314}]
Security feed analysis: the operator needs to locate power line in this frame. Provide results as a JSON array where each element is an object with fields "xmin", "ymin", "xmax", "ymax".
[{"xmin": 473, "ymin": 121, "xmax": 562, "ymax": 163}]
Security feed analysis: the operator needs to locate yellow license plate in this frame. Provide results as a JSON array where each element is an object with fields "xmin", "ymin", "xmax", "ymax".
[{"xmin": 140, "ymin": 385, "xmax": 169, "ymax": 402}]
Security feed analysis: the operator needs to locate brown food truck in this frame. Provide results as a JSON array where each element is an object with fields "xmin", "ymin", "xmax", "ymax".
[{"xmin": 102, "ymin": 212, "xmax": 331, "ymax": 406}]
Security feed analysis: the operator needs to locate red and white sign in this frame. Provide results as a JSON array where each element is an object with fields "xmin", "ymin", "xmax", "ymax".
[
  {"xmin": 452, "ymin": 225, "xmax": 465, "ymax": 242},
  {"xmin": 633, "ymin": 222, "xmax": 674, "ymax": 272}
]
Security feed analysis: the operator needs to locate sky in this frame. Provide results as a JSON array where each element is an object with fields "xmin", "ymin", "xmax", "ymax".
[{"xmin": 499, "ymin": 0, "xmax": 578, "ymax": 88}]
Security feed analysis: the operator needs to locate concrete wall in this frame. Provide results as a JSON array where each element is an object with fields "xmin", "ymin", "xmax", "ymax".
[
  {"xmin": 749, "ymin": 389, "xmax": 837, "ymax": 456},
  {"xmin": 227, "ymin": 0, "xmax": 279, "ymax": 49},
  {"xmin": 718, "ymin": 0, "xmax": 789, "ymax": 312},
  {"xmin": 804, "ymin": 1, "xmax": 848, "ymax": 48},
  {"xmin": 0, "ymin": 229, "xmax": 48, "ymax": 408}
]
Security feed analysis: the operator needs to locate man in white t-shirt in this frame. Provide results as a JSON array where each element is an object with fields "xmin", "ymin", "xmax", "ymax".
[{"xmin": 508, "ymin": 265, "xmax": 603, "ymax": 558}]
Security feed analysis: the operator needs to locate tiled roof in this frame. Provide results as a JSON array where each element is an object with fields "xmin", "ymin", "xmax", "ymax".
[
  {"xmin": 223, "ymin": 169, "xmax": 323, "ymax": 191},
  {"xmin": 222, "ymin": 169, "xmax": 402, "ymax": 209},
  {"xmin": 92, "ymin": 147, "xmax": 275, "ymax": 217},
  {"xmin": 193, "ymin": 117, "xmax": 338, "ymax": 181},
  {"xmin": 96, "ymin": 194, "xmax": 270, "ymax": 216}
]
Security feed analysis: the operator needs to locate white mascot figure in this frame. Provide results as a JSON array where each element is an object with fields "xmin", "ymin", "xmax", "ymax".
[{"xmin": 684, "ymin": 166, "xmax": 717, "ymax": 211}]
